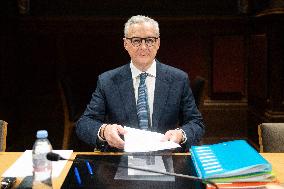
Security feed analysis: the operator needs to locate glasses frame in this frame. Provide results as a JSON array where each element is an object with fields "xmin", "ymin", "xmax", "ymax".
[{"xmin": 126, "ymin": 37, "xmax": 159, "ymax": 47}]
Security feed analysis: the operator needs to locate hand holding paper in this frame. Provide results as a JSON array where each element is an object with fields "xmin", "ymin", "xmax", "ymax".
[{"xmin": 124, "ymin": 126, "xmax": 180, "ymax": 152}]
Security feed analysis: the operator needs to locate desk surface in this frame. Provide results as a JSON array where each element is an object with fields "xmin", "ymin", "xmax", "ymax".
[{"xmin": 1, "ymin": 152, "xmax": 284, "ymax": 188}]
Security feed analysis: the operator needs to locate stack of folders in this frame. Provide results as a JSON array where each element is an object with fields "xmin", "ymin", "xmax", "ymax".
[{"xmin": 190, "ymin": 140, "xmax": 279, "ymax": 189}]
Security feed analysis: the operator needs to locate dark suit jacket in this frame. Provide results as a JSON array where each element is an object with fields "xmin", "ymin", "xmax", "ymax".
[{"xmin": 76, "ymin": 61, "xmax": 205, "ymax": 151}]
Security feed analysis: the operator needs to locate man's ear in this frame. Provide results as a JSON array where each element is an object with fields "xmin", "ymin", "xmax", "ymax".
[
  {"xmin": 156, "ymin": 38, "xmax": 161, "ymax": 50},
  {"xmin": 123, "ymin": 38, "xmax": 128, "ymax": 49}
]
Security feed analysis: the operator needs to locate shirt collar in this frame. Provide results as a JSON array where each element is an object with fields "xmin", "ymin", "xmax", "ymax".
[{"xmin": 130, "ymin": 60, "xmax": 157, "ymax": 79}]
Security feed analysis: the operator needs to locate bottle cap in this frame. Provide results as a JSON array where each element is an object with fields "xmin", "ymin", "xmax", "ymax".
[{"xmin": 36, "ymin": 130, "xmax": 48, "ymax": 138}]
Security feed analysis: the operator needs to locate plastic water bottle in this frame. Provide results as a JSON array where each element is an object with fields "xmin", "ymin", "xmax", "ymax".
[{"xmin": 32, "ymin": 130, "xmax": 53, "ymax": 189}]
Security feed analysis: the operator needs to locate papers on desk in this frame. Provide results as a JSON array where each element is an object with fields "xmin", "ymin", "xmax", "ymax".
[
  {"xmin": 127, "ymin": 155, "xmax": 167, "ymax": 176},
  {"xmin": 114, "ymin": 155, "xmax": 175, "ymax": 182},
  {"xmin": 124, "ymin": 126, "xmax": 180, "ymax": 152},
  {"xmin": 2, "ymin": 150, "xmax": 73, "ymax": 178}
]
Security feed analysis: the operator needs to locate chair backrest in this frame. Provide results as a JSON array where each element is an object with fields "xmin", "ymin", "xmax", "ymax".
[
  {"xmin": 0, "ymin": 120, "xmax": 8, "ymax": 152},
  {"xmin": 258, "ymin": 123, "xmax": 284, "ymax": 152},
  {"xmin": 58, "ymin": 76, "xmax": 97, "ymax": 151},
  {"xmin": 191, "ymin": 76, "xmax": 205, "ymax": 108}
]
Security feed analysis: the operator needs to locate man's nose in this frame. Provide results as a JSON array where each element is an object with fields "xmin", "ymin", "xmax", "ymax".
[{"xmin": 140, "ymin": 39, "xmax": 147, "ymax": 49}]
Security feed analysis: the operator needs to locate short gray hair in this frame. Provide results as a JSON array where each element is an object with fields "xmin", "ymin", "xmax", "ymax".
[{"xmin": 124, "ymin": 15, "xmax": 160, "ymax": 37}]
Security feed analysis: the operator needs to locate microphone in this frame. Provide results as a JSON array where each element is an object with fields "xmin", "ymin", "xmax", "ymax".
[
  {"xmin": 46, "ymin": 152, "xmax": 219, "ymax": 189},
  {"xmin": 46, "ymin": 152, "xmax": 94, "ymax": 162},
  {"xmin": 46, "ymin": 152, "xmax": 69, "ymax": 161}
]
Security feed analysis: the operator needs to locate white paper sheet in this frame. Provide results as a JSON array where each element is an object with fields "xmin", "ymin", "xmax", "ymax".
[
  {"xmin": 124, "ymin": 127, "xmax": 180, "ymax": 152},
  {"xmin": 2, "ymin": 150, "xmax": 73, "ymax": 178},
  {"xmin": 127, "ymin": 155, "xmax": 166, "ymax": 175}
]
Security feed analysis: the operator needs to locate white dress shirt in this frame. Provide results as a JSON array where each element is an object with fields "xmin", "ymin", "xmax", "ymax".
[{"xmin": 130, "ymin": 60, "xmax": 156, "ymax": 128}]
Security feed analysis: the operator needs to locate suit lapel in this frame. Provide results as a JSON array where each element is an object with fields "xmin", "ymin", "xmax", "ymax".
[
  {"xmin": 152, "ymin": 62, "xmax": 171, "ymax": 130},
  {"xmin": 113, "ymin": 64, "xmax": 139, "ymax": 128}
]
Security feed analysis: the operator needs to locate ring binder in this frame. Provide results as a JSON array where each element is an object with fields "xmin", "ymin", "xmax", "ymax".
[{"xmin": 190, "ymin": 140, "xmax": 273, "ymax": 182}]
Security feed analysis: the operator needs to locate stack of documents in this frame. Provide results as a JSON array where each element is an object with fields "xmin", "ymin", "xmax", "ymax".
[
  {"xmin": 190, "ymin": 140, "xmax": 278, "ymax": 188},
  {"xmin": 124, "ymin": 127, "xmax": 180, "ymax": 152}
]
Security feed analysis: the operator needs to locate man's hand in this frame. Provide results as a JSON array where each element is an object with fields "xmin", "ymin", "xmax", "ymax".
[
  {"xmin": 103, "ymin": 124, "xmax": 126, "ymax": 149},
  {"xmin": 162, "ymin": 129, "xmax": 184, "ymax": 144}
]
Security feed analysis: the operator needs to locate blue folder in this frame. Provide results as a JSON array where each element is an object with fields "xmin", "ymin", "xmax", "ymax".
[{"xmin": 190, "ymin": 140, "xmax": 272, "ymax": 179}]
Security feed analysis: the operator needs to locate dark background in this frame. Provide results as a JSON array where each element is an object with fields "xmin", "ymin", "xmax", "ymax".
[{"xmin": 1, "ymin": 0, "xmax": 284, "ymax": 151}]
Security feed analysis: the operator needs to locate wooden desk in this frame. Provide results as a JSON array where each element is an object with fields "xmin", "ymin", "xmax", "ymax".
[
  {"xmin": 0, "ymin": 152, "xmax": 122, "ymax": 188},
  {"xmin": 261, "ymin": 153, "xmax": 284, "ymax": 183},
  {"xmin": 1, "ymin": 152, "xmax": 284, "ymax": 188},
  {"xmin": 0, "ymin": 152, "xmax": 70, "ymax": 188}
]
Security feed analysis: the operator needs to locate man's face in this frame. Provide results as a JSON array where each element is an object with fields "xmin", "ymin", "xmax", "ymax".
[{"xmin": 124, "ymin": 22, "xmax": 160, "ymax": 71}]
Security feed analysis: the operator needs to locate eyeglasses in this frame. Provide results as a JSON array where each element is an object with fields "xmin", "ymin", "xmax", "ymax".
[{"xmin": 126, "ymin": 37, "xmax": 159, "ymax": 47}]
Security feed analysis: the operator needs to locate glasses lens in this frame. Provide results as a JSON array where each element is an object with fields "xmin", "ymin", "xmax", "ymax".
[
  {"xmin": 131, "ymin": 38, "xmax": 142, "ymax": 47},
  {"xmin": 145, "ymin": 38, "xmax": 156, "ymax": 46}
]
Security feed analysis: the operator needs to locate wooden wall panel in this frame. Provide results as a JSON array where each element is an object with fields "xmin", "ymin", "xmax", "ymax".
[
  {"xmin": 269, "ymin": 21, "xmax": 284, "ymax": 112},
  {"xmin": 158, "ymin": 36, "xmax": 209, "ymax": 81},
  {"xmin": 9, "ymin": 33, "xmax": 64, "ymax": 150},
  {"xmin": 248, "ymin": 34, "xmax": 267, "ymax": 101},
  {"xmin": 212, "ymin": 35, "xmax": 245, "ymax": 99},
  {"xmin": 247, "ymin": 14, "xmax": 284, "ymax": 148},
  {"xmin": 29, "ymin": 0, "xmax": 241, "ymax": 16}
]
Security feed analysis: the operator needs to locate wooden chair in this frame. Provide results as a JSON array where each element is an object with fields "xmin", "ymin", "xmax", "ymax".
[
  {"xmin": 59, "ymin": 79, "xmax": 75, "ymax": 150},
  {"xmin": 0, "ymin": 120, "xmax": 8, "ymax": 152},
  {"xmin": 59, "ymin": 76, "xmax": 95, "ymax": 151},
  {"xmin": 258, "ymin": 123, "xmax": 284, "ymax": 152}
]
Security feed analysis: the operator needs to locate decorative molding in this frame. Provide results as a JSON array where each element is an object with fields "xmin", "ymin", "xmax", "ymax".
[
  {"xmin": 204, "ymin": 99, "xmax": 248, "ymax": 106},
  {"xmin": 265, "ymin": 110, "xmax": 284, "ymax": 120},
  {"xmin": 256, "ymin": 7, "xmax": 284, "ymax": 17}
]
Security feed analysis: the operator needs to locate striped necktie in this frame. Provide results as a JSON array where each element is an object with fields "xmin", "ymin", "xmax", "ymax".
[{"xmin": 137, "ymin": 72, "xmax": 149, "ymax": 130}]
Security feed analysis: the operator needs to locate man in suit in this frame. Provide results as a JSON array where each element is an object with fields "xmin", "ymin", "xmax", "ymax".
[{"xmin": 76, "ymin": 15, "xmax": 205, "ymax": 152}]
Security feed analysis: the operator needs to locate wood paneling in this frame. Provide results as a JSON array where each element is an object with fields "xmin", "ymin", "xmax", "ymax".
[
  {"xmin": 28, "ymin": 0, "xmax": 241, "ymax": 16},
  {"xmin": 212, "ymin": 35, "xmax": 245, "ymax": 99},
  {"xmin": 247, "ymin": 13, "xmax": 284, "ymax": 149},
  {"xmin": 248, "ymin": 34, "xmax": 267, "ymax": 101},
  {"xmin": 158, "ymin": 36, "xmax": 209, "ymax": 81}
]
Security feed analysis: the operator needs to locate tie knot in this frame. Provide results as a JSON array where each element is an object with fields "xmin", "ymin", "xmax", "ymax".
[{"xmin": 139, "ymin": 72, "xmax": 148, "ymax": 83}]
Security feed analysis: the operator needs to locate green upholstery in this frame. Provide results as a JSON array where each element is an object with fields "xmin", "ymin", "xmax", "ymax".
[{"xmin": 258, "ymin": 123, "xmax": 284, "ymax": 152}]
